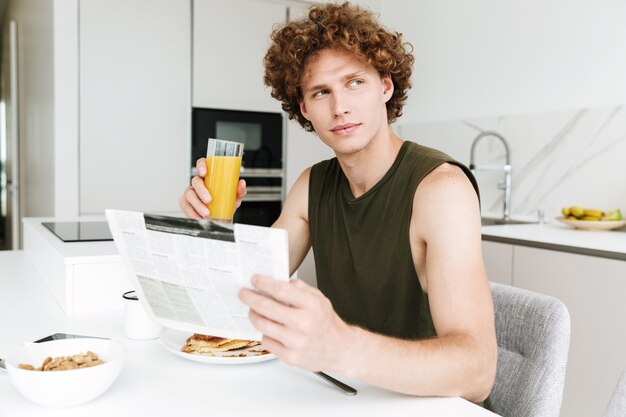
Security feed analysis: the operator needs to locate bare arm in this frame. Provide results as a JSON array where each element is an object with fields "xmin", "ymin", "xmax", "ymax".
[
  {"xmin": 334, "ymin": 163, "xmax": 497, "ymax": 401},
  {"xmin": 272, "ymin": 168, "xmax": 312, "ymax": 276}
]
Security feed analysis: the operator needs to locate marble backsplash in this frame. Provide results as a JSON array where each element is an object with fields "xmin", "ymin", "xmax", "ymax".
[{"xmin": 398, "ymin": 104, "xmax": 626, "ymax": 222}]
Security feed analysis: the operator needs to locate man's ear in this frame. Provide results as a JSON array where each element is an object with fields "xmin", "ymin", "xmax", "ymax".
[
  {"xmin": 382, "ymin": 75, "xmax": 394, "ymax": 103},
  {"xmin": 299, "ymin": 99, "xmax": 311, "ymax": 121}
]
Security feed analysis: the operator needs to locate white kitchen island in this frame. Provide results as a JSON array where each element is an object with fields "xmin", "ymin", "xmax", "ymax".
[{"xmin": 0, "ymin": 251, "xmax": 498, "ymax": 417}]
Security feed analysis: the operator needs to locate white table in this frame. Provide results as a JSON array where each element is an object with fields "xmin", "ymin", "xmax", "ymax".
[{"xmin": 0, "ymin": 251, "xmax": 498, "ymax": 416}]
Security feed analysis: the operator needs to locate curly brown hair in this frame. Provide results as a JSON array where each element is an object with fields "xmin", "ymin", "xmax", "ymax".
[{"xmin": 263, "ymin": 2, "xmax": 414, "ymax": 132}]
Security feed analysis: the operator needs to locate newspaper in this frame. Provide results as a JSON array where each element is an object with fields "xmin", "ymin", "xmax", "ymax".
[{"xmin": 105, "ymin": 209, "xmax": 290, "ymax": 341}]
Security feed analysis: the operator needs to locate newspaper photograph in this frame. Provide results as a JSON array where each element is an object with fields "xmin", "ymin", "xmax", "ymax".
[{"xmin": 105, "ymin": 209, "xmax": 290, "ymax": 341}]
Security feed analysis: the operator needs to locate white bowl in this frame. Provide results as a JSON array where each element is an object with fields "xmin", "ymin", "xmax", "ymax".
[{"xmin": 5, "ymin": 338, "xmax": 125, "ymax": 407}]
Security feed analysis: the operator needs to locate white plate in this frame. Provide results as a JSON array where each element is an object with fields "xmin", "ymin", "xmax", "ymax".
[
  {"xmin": 556, "ymin": 217, "xmax": 626, "ymax": 231},
  {"xmin": 159, "ymin": 328, "xmax": 276, "ymax": 365}
]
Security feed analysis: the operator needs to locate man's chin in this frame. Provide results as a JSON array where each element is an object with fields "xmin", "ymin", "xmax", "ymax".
[{"xmin": 331, "ymin": 141, "xmax": 368, "ymax": 157}]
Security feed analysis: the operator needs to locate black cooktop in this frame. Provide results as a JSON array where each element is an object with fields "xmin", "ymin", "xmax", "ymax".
[{"xmin": 42, "ymin": 221, "xmax": 113, "ymax": 242}]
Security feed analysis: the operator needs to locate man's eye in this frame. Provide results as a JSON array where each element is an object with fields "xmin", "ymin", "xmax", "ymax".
[
  {"xmin": 349, "ymin": 80, "xmax": 364, "ymax": 87},
  {"xmin": 313, "ymin": 89, "xmax": 329, "ymax": 98}
]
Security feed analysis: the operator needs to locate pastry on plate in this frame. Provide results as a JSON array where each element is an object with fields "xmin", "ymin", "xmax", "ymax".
[{"xmin": 181, "ymin": 333, "xmax": 260, "ymax": 355}]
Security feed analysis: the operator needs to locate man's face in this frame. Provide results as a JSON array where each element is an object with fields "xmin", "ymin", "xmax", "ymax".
[{"xmin": 299, "ymin": 48, "xmax": 394, "ymax": 157}]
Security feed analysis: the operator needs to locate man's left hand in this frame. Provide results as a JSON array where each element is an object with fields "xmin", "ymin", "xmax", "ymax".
[{"xmin": 238, "ymin": 275, "xmax": 353, "ymax": 372}]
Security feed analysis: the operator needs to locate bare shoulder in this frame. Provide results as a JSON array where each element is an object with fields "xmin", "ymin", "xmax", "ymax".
[
  {"xmin": 412, "ymin": 162, "xmax": 481, "ymax": 237},
  {"xmin": 418, "ymin": 162, "xmax": 474, "ymax": 192}
]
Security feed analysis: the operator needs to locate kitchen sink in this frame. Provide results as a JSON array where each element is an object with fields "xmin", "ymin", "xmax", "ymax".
[{"xmin": 481, "ymin": 217, "xmax": 537, "ymax": 226}]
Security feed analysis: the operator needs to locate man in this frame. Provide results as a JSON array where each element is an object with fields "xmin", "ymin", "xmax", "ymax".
[{"xmin": 180, "ymin": 2, "xmax": 496, "ymax": 405}]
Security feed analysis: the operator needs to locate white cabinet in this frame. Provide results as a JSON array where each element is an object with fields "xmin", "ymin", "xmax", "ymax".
[
  {"xmin": 78, "ymin": 0, "xmax": 191, "ymax": 215},
  {"xmin": 481, "ymin": 241, "xmax": 626, "ymax": 417},
  {"xmin": 512, "ymin": 247, "xmax": 626, "ymax": 417},
  {"xmin": 482, "ymin": 241, "xmax": 513, "ymax": 285},
  {"xmin": 22, "ymin": 218, "xmax": 126, "ymax": 315},
  {"xmin": 192, "ymin": 0, "xmax": 286, "ymax": 112}
]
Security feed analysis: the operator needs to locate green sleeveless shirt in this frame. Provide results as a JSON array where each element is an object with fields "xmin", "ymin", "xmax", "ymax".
[
  {"xmin": 308, "ymin": 141, "xmax": 479, "ymax": 339},
  {"xmin": 308, "ymin": 142, "xmax": 492, "ymax": 410}
]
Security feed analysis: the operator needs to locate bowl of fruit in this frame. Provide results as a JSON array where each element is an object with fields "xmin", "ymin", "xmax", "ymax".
[{"xmin": 557, "ymin": 206, "xmax": 626, "ymax": 231}]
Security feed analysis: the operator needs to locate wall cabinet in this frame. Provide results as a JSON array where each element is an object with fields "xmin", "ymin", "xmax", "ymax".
[
  {"xmin": 6, "ymin": 0, "xmax": 191, "ymax": 222},
  {"xmin": 482, "ymin": 241, "xmax": 626, "ymax": 417},
  {"xmin": 78, "ymin": 0, "xmax": 191, "ymax": 215},
  {"xmin": 192, "ymin": 0, "xmax": 286, "ymax": 112}
]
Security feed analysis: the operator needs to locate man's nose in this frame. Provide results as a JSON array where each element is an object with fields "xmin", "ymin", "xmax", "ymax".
[{"xmin": 332, "ymin": 92, "xmax": 350, "ymax": 117}]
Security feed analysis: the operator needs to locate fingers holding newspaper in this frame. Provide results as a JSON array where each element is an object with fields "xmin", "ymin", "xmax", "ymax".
[
  {"xmin": 238, "ymin": 275, "xmax": 355, "ymax": 373},
  {"xmin": 179, "ymin": 157, "xmax": 247, "ymax": 219}
]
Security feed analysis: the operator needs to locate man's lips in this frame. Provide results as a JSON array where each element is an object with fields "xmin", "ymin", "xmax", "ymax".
[{"xmin": 331, "ymin": 123, "xmax": 361, "ymax": 136}]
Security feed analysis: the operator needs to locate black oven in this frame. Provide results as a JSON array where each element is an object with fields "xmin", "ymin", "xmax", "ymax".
[
  {"xmin": 191, "ymin": 107, "xmax": 285, "ymax": 227},
  {"xmin": 192, "ymin": 107, "xmax": 283, "ymax": 171}
]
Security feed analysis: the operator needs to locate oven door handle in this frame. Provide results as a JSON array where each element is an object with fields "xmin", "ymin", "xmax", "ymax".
[
  {"xmin": 190, "ymin": 167, "xmax": 284, "ymax": 178},
  {"xmin": 243, "ymin": 193, "xmax": 283, "ymax": 202}
]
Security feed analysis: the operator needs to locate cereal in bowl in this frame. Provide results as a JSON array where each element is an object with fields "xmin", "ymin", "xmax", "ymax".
[{"xmin": 18, "ymin": 351, "xmax": 104, "ymax": 371}]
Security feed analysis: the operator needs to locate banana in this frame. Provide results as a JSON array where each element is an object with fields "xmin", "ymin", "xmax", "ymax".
[
  {"xmin": 562, "ymin": 206, "xmax": 623, "ymax": 221},
  {"xmin": 581, "ymin": 215, "xmax": 600, "ymax": 221},
  {"xmin": 569, "ymin": 206, "xmax": 585, "ymax": 219},
  {"xmin": 602, "ymin": 208, "xmax": 623, "ymax": 221},
  {"xmin": 583, "ymin": 209, "xmax": 604, "ymax": 219}
]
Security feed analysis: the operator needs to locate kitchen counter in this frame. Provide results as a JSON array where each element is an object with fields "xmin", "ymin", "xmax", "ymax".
[
  {"xmin": 0, "ymin": 251, "xmax": 498, "ymax": 416},
  {"xmin": 481, "ymin": 221, "xmax": 626, "ymax": 260}
]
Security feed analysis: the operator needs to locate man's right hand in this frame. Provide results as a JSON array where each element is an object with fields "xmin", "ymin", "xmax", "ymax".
[{"xmin": 179, "ymin": 157, "xmax": 247, "ymax": 219}]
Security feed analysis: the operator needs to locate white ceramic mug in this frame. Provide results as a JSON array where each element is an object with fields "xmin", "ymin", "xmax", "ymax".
[{"xmin": 122, "ymin": 290, "xmax": 162, "ymax": 340}]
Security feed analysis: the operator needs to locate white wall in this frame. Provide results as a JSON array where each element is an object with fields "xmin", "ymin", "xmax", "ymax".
[
  {"xmin": 353, "ymin": 0, "xmax": 380, "ymax": 12},
  {"xmin": 381, "ymin": 0, "xmax": 626, "ymax": 124},
  {"xmin": 399, "ymin": 104, "xmax": 626, "ymax": 221}
]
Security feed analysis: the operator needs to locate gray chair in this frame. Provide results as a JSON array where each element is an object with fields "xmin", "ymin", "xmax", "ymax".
[
  {"xmin": 603, "ymin": 368, "xmax": 626, "ymax": 417},
  {"xmin": 488, "ymin": 282, "xmax": 571, "ymax": 417}
]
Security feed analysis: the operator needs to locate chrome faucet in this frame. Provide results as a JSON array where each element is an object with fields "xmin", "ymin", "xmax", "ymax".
[{"xmin": 469, "ymin": 131, "xmax": 512, "ymax": 221}]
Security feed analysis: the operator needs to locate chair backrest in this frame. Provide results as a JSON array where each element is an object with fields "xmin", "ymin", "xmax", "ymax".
[
  {"xmin": 603, "ymin": 368, "xmax": 626, "ymax": 417},
  {"xmin": 489, "ymin": 282, "xmax": 571, "ymax": 417}
]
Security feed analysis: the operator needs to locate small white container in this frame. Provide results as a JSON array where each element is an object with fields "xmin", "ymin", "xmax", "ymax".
[{"xmin": 122, "ymin": 290, "xmax": 162, "ymax": 340}]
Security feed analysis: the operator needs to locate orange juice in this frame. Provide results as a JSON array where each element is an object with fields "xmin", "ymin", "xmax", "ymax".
[{"xmin": 204, "ymin": 155, "xmax": 242, "ymax": 221}]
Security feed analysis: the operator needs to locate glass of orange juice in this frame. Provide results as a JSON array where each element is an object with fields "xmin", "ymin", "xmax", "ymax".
[{"xmin": 204, "ymin": 138, "xmax": 244, "ymax": 222}]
